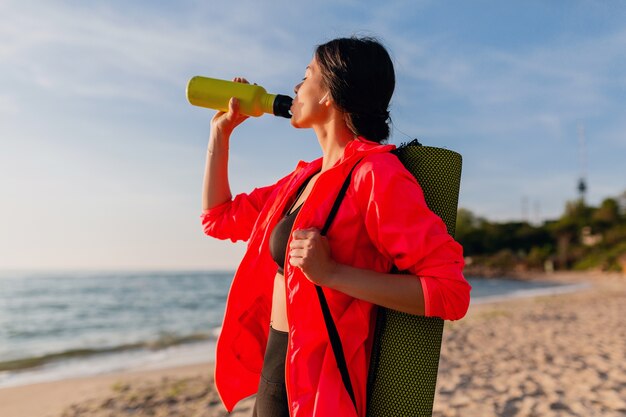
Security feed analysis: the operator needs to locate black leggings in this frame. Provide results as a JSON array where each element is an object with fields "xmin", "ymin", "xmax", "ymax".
[{"xmin": 252, "ymin": 326, "xmax": 290, "ymax": 417}]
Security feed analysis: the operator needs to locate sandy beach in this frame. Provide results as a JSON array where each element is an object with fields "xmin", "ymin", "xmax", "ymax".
[
  {"xmin": 1, "ymin": 272, "xmax": 624, "ymax": 417},
  {"xmin": 0, "ymin": 363, "xmax": 254, "ymax": 417}
]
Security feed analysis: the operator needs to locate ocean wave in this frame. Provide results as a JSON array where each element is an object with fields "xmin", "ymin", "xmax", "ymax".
[{"xmin": 0, "ymin": 330, "xmax": 218, "ymax": 372}]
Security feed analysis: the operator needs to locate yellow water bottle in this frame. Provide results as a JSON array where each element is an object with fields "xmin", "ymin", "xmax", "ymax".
[{"xmin": 186, "ymin": 76, "xmax": 293, "ymax": 118}]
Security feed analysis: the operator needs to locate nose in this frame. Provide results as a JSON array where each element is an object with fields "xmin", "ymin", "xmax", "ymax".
[{"xmin": 293, "ymin": 81, "xmax": 302, "ymax": 95}]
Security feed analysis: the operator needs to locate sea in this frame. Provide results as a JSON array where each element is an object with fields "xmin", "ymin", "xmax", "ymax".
[{"xmin": 0, "ymin": 270, "xmax": 587, "ymax": 389}]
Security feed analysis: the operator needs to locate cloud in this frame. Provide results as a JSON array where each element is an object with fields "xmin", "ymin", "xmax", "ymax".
[
  {"xmin": 0, "ymin": 1, "xmax": 310, "ymax": 107},
  {"xmin": 392, "ymin": 27, "xmax": 626, "ymax": 137}
]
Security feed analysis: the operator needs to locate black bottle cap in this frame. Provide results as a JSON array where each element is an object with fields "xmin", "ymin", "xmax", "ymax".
[{"xmin": 273, "ymin": 94, "xmax": 293, "ymax": 118}]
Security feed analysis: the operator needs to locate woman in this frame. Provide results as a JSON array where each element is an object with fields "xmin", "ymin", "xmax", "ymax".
[{"xmin": 201, "ymin": 37, "xmax": 470, "ymax": 417}]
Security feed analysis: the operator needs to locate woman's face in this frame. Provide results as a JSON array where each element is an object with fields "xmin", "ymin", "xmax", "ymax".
[{"xmin": 290, "ymin": 57, "xmax": 330, "ymax": 129}]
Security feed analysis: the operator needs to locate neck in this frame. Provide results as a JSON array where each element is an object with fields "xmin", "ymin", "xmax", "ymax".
[{"xmin": 313, "ymin": 116, "xmax": 355, "ymax": 172}]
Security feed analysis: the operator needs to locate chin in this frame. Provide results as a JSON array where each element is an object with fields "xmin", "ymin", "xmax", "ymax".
[{"xmin": 290, "ymin": 116, "xmax": 304, "ymax": 129}]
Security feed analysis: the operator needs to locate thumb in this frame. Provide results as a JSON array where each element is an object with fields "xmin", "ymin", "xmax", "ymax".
[{"xmin": 228, "ymin": 97, "xmax": 240, "ymax": 116}]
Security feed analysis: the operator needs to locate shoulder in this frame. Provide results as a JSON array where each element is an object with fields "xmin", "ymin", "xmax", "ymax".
[
  {"xmin": 348, "ymin": 151, "xmax": 426, "ymax": 213},
  {"xmin": 353, "ymin": 151, "xmax": 418, "ymax": 187}
]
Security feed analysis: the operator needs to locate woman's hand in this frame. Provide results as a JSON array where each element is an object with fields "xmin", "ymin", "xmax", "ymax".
[
  {"xmin": 210, "ymin": 77, "xmax": 250, "ymax": 137},
  {"xmin": 288, "ymin": 228, "xmax": 338, "ymax": 286},
  {"xmin": 288, "ymin": 228, "xmax": 427, "ymax": 316}
]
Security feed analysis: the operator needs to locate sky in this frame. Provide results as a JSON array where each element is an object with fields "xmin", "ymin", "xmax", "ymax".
[{"xmin": 1, "ymin": 0, "xmax": 625, "ymax": 270}]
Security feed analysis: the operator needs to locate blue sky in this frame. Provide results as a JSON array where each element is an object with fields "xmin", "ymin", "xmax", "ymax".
[{"xmin": 1, "ymin": 0, "xmax": 624, "ymax": 270}]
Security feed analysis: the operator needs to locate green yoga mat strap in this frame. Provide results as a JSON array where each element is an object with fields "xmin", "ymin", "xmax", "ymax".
[{"xmin": 366, "ymin": 140, "xmax": 462, "ymax": 417}]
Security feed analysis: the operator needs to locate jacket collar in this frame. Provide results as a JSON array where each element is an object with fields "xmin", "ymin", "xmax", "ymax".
[
  {"xmin": 293, "ymin": 137, "xmax": 395, "ymax": 179},
  {"xmin": 339, "ymin": 136, "xmax": 395, "ymax": 165}
]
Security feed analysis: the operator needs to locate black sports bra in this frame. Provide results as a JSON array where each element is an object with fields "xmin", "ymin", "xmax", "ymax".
[
  {"xmin": 269, "ymin": 177, "xmax": 313, "ymax": 275},
  {"xmin": 269, "ymin": 204, "xmax": 302, "ymax": 275}
]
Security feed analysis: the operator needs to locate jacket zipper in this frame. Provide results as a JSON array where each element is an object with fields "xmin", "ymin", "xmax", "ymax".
[{"xmin": 283, "ymin": 169, "xmax": 323, "ymax": 417}]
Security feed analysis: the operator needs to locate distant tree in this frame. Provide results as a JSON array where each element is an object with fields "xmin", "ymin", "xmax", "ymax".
[
  {"xmin": 456, "ymin": 208, "xmax": 483, "ymax": 237},
  {"xmin": 513, "ymin": 222, "xmax": 552, "ymax": 253},
  {"xmin": 527, "ymin": 245, "xmax": 552, "ymax": 269},
  {"xmin": 455, "ymin": 208, "xmax": 487, "ymax": 255},
  {"xmin": 457, "ymin": 191, "xmax": 626, "ymax": 274},
  {"xmin": 563, "ymin": 199, "xmax": 593, "ymax": 228},
  {"xmin": 605, "ymin": 224, "xmax": 626, "ymax": 246},
  {"xmin": 547, "ymin": 200, "xmax": 587, "ymax": 269},
  {"xmin": 592, "ymin": 198, "xmax": 620, "ymax": 231}
]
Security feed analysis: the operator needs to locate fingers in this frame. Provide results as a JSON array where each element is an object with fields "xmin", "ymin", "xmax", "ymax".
[
  {"xmin": 288, "ymin": 228, "xmax": 335, "ymax": 285},
  {"xmin": 226, "ymin": 77, "xmax": 250, "ymax": 118},
  {"xmin": 291, "ymin": 228, "xmax": 319, "ymax": 241},
  {"xmin": 226, "ymin": 77, "xmax": 250, "ymax": 122},
  {"xmin": 210, "ymin": 76, "xmax": 250, "ymax": 131},
  {"xmin": 289, "ymin": 228, "xmax": 326, "ymax": 256},
  {"xmin": 289, "ymin": 229, "xmax": 319, "ymax": 255}
]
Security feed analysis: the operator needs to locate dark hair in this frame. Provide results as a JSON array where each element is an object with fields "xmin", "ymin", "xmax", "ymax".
[{"xmin": 315, "ymin": 36, "xmax": 395, "ymax": 143}]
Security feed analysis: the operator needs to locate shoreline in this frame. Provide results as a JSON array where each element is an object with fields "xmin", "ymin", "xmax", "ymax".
[
  {"xmin": 1, "ymin": 273, "xmax": 575, "ymax": 387},
  {"xmin": 0, "ymin": 339, "xmax": 218, "ymax": 390},
  {"xmin": 1, "ymin": 272, "xmax": 623, "ymax": 417},
  {"xmin": 469, "ymin": 281, "xmax": 591, "ymax": 305},
  {"xmin": 467, "ymin": 268, "xmax": 614, "ymax": 282}
]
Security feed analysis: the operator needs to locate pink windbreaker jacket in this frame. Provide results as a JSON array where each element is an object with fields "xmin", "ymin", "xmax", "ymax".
[{"xmin": 201, "ymin": 138, "xmax": 470, "ymax": 417}]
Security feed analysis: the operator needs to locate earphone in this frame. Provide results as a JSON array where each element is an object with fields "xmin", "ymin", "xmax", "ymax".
[{"xmin": 318, "ymin": 92, "xmax": 329, "ymax": 104}]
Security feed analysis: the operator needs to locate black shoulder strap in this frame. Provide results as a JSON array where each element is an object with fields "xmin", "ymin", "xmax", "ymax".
[
  {"xmin": 316, "ymin": 159, "xmax": 363, "ymax": 411},
  {"xmin": 320, "ymin": 160, "xmax": 361, "ymax": 235}
]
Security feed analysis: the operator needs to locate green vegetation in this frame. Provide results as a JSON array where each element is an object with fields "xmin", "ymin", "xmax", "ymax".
[
  {"xmin": 111, "ymin": 381, "xmax": 131, "ymax": 393},
  {"xmin": 456, "ymin": 191, "xmax": 626, "ymax": 274}
]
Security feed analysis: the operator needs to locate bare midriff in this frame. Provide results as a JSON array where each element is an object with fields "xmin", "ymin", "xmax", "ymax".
[{"xmin": 270, "ymin": 272, "xmax": 290, "ymax": 331}]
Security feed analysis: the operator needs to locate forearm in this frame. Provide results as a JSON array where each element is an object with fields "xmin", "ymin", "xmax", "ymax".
[
  {"xmin": 326, "ymin": 264, "xmax": 425, "ymax": 316},
  {"xmin": 202, "ymin": 132, "xmax": 232, "ymax": 211}
]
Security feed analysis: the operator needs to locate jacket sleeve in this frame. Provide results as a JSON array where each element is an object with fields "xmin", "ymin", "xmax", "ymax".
[
  {"xmin": 353, "ymin": 154, "xmax": 471, "ymax": 321},
  {"xmin": 200, "ymin": 175, "xmax": 290, "ymax": 243}
]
